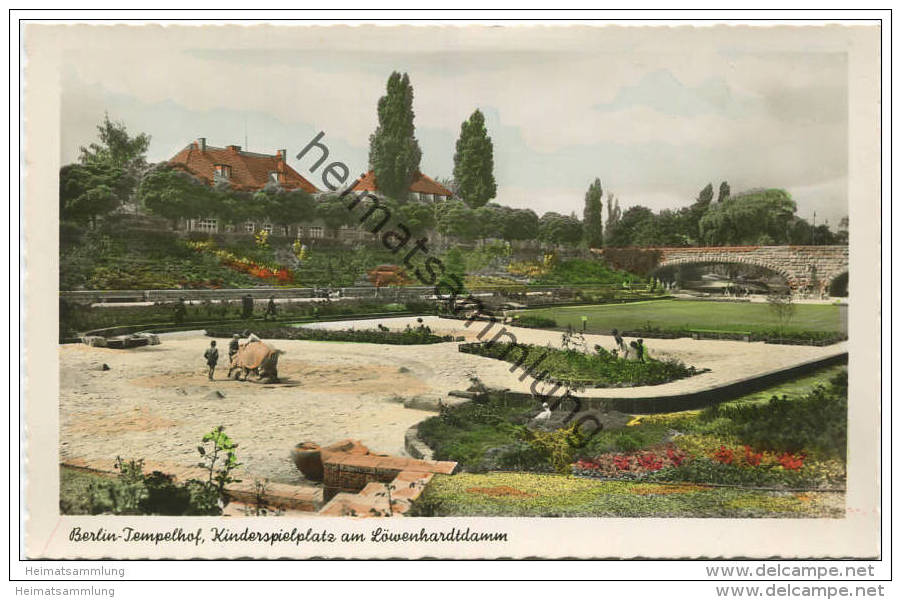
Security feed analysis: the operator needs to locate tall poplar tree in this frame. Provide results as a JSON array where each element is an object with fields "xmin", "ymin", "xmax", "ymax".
[
  {"xmin": 582, "ymin": 178, "xmax": 604, "ymax": 247},
  {"xmin": 368, "ymin": 72, "xmax": 422, "ymax": 199},
  {"xmin": 717, "ymin": 181, "xmax": 731, "ymax": 203},
  {"xmin": 605, "ymin": 193, "xmax": 621, "ymax": 245},
  {"xmin": 453, "ymin": 109, "xmax": 497, "ymax": 208}
]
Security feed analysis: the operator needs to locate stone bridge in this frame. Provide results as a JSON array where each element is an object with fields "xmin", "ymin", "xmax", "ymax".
[{"xmin": 593, "ymin": 245, "xmax": 849, "ymax": 294}]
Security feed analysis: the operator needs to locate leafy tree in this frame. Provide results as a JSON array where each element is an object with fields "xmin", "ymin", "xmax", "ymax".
[
  {"xmin": 835, "ymin": 216, "xmax": 849, "ymax": 245},
  {"xmin": 538, "ymin": 212, "xmax": 583, "ymax": 248},
  {"xmin": 368, "ymin": 72, "xmax": 422, "ymax": 199},
  {"xmin": 59, "ymin": 162, "xmax": 129, "ymax": 226},
  {"xmin": 582, "ymin": 178, "xmax": 604, "ymax": 248},
  {"xmin": 767, "ymin": 292, "xmax": 796, "ymax": 336},
  {"xmin": 453, "ymin": 109, "xmax": 497, "ymax": 208},
  {"xmin": 257, "ymin": 186, "xmax": 316, "ymax": 236},
  {"xmin": 78, "ymin": 112, "xmax": 150, "ymax": 171},
  {"xmin": 316, "ymin": 193, "xmax": 356, "ymax": 236},
  {"xmin": 699, "ymin": 188, "xmax": 797, "ymax": 246},
  {"xmin": 684, "ymin": 183, "xmax": 715, "ymax": 243},
  {"xmin": 61, "ymin": 114, "xmax": 151, "ymax": 224},
  {"xmin": 473, "ymin": 204, "xmax": 505, "ymax": 242},
  {"xmin": 502, "ymin": 207, "xmax": 540, "ymax": 242},
  {"xmin": 717, "ymin": 181, "xmax": 731, "ymax": 203},
  {"xmin": 137, "ymin": 164, "xmax": 216, "ymax": 229},
  {"xmin": 436, "ymin": 199, "xmax": 478, "ymax": 241},
  {"xmin": 394, "ymin": 199, "xmax": 437, "ymax": 235},
  {"xmin": 605, "ymin": 193, "xmax": 621, "ymax": 244},
  {"xmin": 604, "ymin": 205, "xmax": 655, "ymax": 247},
  {"xmin": 631, "ymin": 209, "xmax": 690, "ymax": 247},
  {"xmin": 212, "ymin": 184, "xmax": 254, "ymax": 228}
]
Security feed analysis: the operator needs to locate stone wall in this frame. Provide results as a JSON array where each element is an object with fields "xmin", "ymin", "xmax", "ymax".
[{"xmin": 656, "ymin": 245, "xmax": 849, "ymax": 293}]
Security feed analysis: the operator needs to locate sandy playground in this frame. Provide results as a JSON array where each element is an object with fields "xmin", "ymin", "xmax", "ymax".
[{"xmin": 59, "ymin": 316, "xmax": 846, "ymax": 486}]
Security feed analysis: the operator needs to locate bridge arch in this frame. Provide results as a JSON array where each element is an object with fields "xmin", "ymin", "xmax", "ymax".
[
  {"xmin": 654, "ymin": 256, "xmax": 798, "ymax": 290},
  {"xmin": 827, "ymin": 270, "xmax": 849, "ymax": 297},
  {"xmin": 592, "ymin": 246, "xmax": 848, "ymax": 296}
]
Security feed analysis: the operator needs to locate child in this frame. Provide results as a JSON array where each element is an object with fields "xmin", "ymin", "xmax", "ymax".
[{"xmin": 204, "ymin": 340, "xmax": 219, "ymax": 381}]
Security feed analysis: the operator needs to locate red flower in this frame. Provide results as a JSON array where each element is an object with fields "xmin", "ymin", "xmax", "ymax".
[
  {"xmin": 613, "ymin": 455, "xmax": 632, "ymax": 471},
  {"xmin": 666, "ymin": 447, "xmax": 686, "ymax": 467},
  {"xmin": 713, "ymin": 446, "xmax": 735, "ymax": 465},
  {"xmin": 743, "ymin": 445, "xmax": 763, "ymax": 467},
  {"xmin": 636, "ymin": 452, "xmax": 664, "ymax": 471},
  {"xmin": 778, "ymin": 452, "xmax": 805, "ymax": 470}
]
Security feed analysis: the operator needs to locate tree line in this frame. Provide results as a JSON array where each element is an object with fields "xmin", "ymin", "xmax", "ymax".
[
  {"xmin": 61, "ymin": 70, "xmax": 847, "ymax": 249},
  {"xmin": 583, "ymin": 180, "xmax": 847, "ymax": 248}
]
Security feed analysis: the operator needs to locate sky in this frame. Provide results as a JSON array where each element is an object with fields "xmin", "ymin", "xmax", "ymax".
[{"xmin": 52, "ymin": 24, "xmax": 853, "ymax": 228}]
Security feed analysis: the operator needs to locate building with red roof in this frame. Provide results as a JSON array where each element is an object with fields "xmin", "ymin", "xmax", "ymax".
[
  {"xmin": 169, "ymin": 138, "xmax": 319, "ymax": 193},
  {"xmin": 159, "ymin": 140, "xmax": 452, "ymax": 240},
  {"xmin": 350, "ymin": 170, "xmax": 454, "ymax": 202}
]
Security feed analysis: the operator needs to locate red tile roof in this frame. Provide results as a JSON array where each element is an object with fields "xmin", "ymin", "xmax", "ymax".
[
  {"xmin": 351, "ymin": 170, "xmax": 453, "ymax": 197},
  {"xmin": 168, "ymin": 141, "xmax": 319, "ymax": 193}
]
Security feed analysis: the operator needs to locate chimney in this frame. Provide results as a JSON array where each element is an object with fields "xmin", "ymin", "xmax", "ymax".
[
  {"xmin": 197, "ymin": 137, "xmax": 206, "ymax": 151},
  {"xmin": 227, "ymin": 145, "xmax": 241, "ymax": 153},
  {"xmin": 277, "ymin": 150, "xmax": 287, "ymax": 183}
]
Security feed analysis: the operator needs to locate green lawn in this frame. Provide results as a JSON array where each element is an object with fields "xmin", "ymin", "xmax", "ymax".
[
  {"xmin": 516, "ymin": 299, "xmax": 845, "ymax": 335},
  {"xmin": 411, "ymin": 472, "xmax": 842, "ymax": 518}
]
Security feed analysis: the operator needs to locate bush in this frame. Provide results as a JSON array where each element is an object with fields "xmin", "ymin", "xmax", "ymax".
[
  {"xmin": 700, "ymin": 370, "xmax": 848, "ymax": 459},
  {"xmin": 647, "ymin": 457, "xmax": 835, "ymax": 489},
  {"xmin": 513, "ymin": 315, "xmax": 557, "ymax": 329},
  {"xmin": 206, "ymin": 324, "xmax": 452, "ymax": 345},
  {"xmin": 417, "ymin": 394, "xmax": 548, "ymax": 472},
  {"xmin": 517, "ymin": 424, "xmax": 584, "ymax": 474},
  {"xmin": 615, "ymin": 431, "xmax": 646, "ymax": 452},
  {"xmin": 458, "ymin": 341, "xmax": 702, "ymax": 388},
  {"xmin": 63, "ymin": 426, "xmax": 241, "ymax": 516}
]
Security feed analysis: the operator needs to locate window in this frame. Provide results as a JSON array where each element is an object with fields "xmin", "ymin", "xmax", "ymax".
[
  {"xmin": 306, "ymin": 226, "xmax": 324, "ymax": 239},
  {"xmin": 261, "ymin": 223, "xmax": 273, "ymax": 234},
  {"xmin": 214, "ymin": 164, "xmax": 231, "ymax": 179},
  {"xmin": 245, "ymin": 222, "xmax": 256, "ymax": 233},
  {"xmin": 269, "ymin": 171, "xmax": 279, "ymax": 183},
  {"xmin": 194, "ymin": 218, "xmax": 218, "ymax": 233}
]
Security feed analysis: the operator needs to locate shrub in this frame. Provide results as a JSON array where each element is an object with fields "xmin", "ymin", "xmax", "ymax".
[
  {"xmin": 74, "ymin": 427, "xmax": 241, "ymax": 516},
  {"xmin": 531, "ymin": 258, "xmax": 635, "ymax": 285},
  {"xmin": 700, "ymin": 370, "xmax": 848, "ymax": 459},
  {"xmin": 458, "ymin": 341, "xmax": 702, "ymax": 388},
  {"xmin": 517, "ymin": 424, "xmax": 584, "ymax": 474},
  {"xmin": 615, "ymin": 431, "xmax": 646, "ymax": 452},
  {"xmin": 206, "ymin": 325, "xmax": 453, "ymax": 345},
  {"xmin": 512, "ymin": 315, "xmax": 557, "ymax": 329}
]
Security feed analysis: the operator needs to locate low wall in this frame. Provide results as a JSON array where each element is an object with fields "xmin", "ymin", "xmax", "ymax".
[
  {"xmin": 500, "ymin": 351, "xmax": 848, "ymax": 415},
  {"xmin": 322, "ymin": 453, "xmax": 456, "ymax": 501}
]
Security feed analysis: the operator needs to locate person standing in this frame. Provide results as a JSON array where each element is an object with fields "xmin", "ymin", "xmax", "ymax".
[
  {"xmin": 264, "ymin": 295, "xmax": 277, "ymax": 321},
  {"xmin": 204, "ymin": 340, "xmax": 219, "ymax": 381},
  {"xmin": 612, "ymin": 328, "xmax": 626, "ymax": 354},
  {"xmin": 636, "ymin": 339, "xmax": 646, "ymax": 363},
  {"xmin": 174, "ymin": 297, "xmax": 187, "ymax": 324},
  {"xmin": 228, "ymin": 334, "xmax": 240, "ymax": 360}
]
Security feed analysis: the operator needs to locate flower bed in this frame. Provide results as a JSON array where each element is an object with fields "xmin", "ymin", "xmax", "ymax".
[
  {"xmin": 187, "ymin": 240, "xmax": 294, "ymax": 285},
  {"xmin": 573, "ymin": 441, "xmax": 841, "ymax": 490},
  {"xmin": 572, "ymin": 445, "xmax": 688, "ymax": 480}
]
